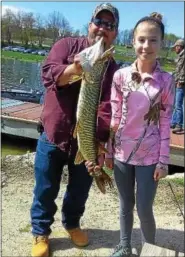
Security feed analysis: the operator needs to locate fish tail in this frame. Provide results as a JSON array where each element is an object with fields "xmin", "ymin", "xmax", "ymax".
[{"xmin": 94, "ymin": 168, "xmax": 114, "ymax": 194}]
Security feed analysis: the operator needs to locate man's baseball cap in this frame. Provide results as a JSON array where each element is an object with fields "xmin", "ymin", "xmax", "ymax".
[
  {"xmin": 171, "ymin": 39, "xmax": 184, "ymax": 48},
  {"xmin": 92, "ymin": 3, "xmax": 119, "ymax": 29}
]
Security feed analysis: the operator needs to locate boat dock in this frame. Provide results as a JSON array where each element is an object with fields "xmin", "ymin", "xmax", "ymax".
[
  {"xmin": 1, "ymin": 98, "xmax": 42, "ymax": 140},
  {"xmin": 1, "ymin": 98, "xmax": 184, "ymax": 167},
  {"xmin": 170, "ymin": 130, "xmax": 184, "ymax": 167}
]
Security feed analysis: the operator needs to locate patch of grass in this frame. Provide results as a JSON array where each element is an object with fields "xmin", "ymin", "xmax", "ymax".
[
  {"xmin": 114, "ymin": 53, "xmax": 175, "ymax": 72},
  {"xmin": 160, "ymin": 177, "xmax": 184, "ymax": 187},
  {"xmin": 1, "ymin": 50, "xmax": 45, "ymax": 63},
  {"xmin": 2, "ymin": 48, "xmax": 176, "ymax": 72},
  {"xmin": 115, "ymin": 45, "xmax": 176, "ymax": 59},
  {"xmin": 168, "ymin": 177, "xmax": 184, "ymax": 187},
  {"xmin": 155, "ymin": 178, "xmax": 184, "ymax": 210},
  {"xmin": 19, "ymin": 223, "xmax": 31, "ymax": 233},
  {"xmin": 113, "ymin": 53, "xmax": 135, "ymax": 63},
  {"xmin": 161, "ymin": 63, "xmax": 176, "ymax": 72}
]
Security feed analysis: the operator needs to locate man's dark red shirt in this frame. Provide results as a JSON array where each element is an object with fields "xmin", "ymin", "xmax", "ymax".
[{"xmin": 41, "ymin": 37, "xmax": 118, "ymax": 155}]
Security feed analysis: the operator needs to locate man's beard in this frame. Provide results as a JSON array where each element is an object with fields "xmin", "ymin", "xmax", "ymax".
[{"xmin": 89, "ymin": 32, "xmax": 105, "ymax": 45}]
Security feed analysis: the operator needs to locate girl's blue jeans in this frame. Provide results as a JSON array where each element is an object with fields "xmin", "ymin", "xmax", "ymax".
[{"xmin": 30, "ymin": 132, "xmax": 93, "ymax": 236}]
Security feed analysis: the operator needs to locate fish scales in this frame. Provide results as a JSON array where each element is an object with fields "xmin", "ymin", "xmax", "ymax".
[
  {"xmin": 76, "ymin": 63, "xmax": 106, "ymax": 164},
  {"xmin": 73, "ymin": 38, "xmax": 115, "ymax": 194}
]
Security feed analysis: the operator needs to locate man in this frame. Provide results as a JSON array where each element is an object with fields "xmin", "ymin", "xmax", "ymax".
[
  {"xmin": 171, "ymin": 39, "xmax": 184, "ymax": 133},
  {"xmin": 30, "ymin": 3, "xmax": 119, "ymax": 257}
]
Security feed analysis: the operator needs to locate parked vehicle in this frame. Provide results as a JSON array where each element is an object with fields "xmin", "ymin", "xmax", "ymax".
[
  {"xmin": 116, "ymin": 60, "xmax": 125, "ymax": 68},
  {"xmin": 116, "ymin": 60, "xmax": 132, "ymax": 68},
  {"xmin": 12, "ymin": 47, "xmax": 25, "ymax": 52},
  {"xmin": 45, "ymin": 50, "xmax": 50, "ymax": 56},
  {"xmin": 31, "ymin": 50, "xmax": 38, "ymax": 55},
  {"xmin": 121, "ymin": 61, "xmax": 132, "ymax": 68},
  {"xmin": 38, "ymin": 50, "xmax": 47, "ymax": 56},
  {"xmin": 24, "ymin": 49, "xmax": 32, "ymax": 53},
  {"xmin": 3, "ymin": 46, "xmax": 14, "ymax": 51}
]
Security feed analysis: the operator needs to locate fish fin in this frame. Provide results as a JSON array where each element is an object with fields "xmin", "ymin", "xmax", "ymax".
[
  {"xmin": 73, "ymin": 122, "xmax": 79, "ymax": 138},
  {"xmin": 74, "ymin": 150, "xmax": 85, "ymax": 165},
  {"xmin": 98, "ymin": 143, "xmax": 109, "ymax": 155}
]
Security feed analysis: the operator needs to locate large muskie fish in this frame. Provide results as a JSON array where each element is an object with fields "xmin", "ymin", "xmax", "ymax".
[{"xmin": 73, "ymin": 37, "xmax": 114, "ymax": 194}]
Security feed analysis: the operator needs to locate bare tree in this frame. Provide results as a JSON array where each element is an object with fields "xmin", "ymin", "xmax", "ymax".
[
  {"xmin": 115, "ymin": 29, "xmax": 123, "ymax": 45},
  {"xmin": 128, "ymin": 29, "xmax": 134, "ymax": 45},
  {"xmin": 81, "ymin": 23, "xmax": 89, "ymax": 36},
  {"xmin": 46, "ymin": 11, "xmax": 72, "ymax": 43},
  {"xmin": 21, "ymin": 12, "xmax": 35, "ymax": 45},
  {"xmin": 2, "ymin": 8, "xmax": 181, "ymax": 53},
  {"xmin": 2, "ymin": 8, "xmax": 16, "ymax": 44},
  {"xmin": 34, "ymin": 14, "xmax": 46, "ymax": 47},
  {"xmin": 72, "ymin": 29, "xmax": 80, "ymax": 37},
  {"xmin": 13, "ymin": 11, "xmax": 25, "ymax": 44},
  {"xmin": 59, "ymin": 17, "xmax": 72, "ymax": 38}
]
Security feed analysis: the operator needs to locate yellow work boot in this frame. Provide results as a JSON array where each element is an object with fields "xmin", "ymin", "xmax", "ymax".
[
  {"xmin": 66, "ymin": 227, "xmax": 89, "ymax": 247},
  {"xmin": 31, "ymin": 235, "xmax": 49, "ymax": 257}
]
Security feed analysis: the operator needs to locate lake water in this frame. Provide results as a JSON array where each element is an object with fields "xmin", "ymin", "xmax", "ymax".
[
  {"xmin": 1, "ymin": 58, "xmax": 44, "ymax": 92},
  {"xmin": 2, "ymin": 134, "xmax": 37, "ymax": 157},
  {"xmin": 2, "ymin": 58, "xmax": 43, "ymax": 156}
]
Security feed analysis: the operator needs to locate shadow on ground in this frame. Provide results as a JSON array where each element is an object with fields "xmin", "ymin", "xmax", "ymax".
[{"xmin": 50, "ymin": 227, "xmax": 184, "ymax": 255}]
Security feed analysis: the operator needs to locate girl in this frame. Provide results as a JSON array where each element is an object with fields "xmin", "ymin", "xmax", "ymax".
[{"xmin": 105, "ymin": 12, "xmax": 175, "ymax": 257}]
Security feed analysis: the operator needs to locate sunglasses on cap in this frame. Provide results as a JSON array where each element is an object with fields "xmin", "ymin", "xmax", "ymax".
[{"xmin": 92, "ymin": 18, "xmax": 116, "ymax": 31}]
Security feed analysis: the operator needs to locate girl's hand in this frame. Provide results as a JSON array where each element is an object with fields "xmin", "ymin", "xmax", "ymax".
[
  {"xmin": 85, "ymin": 154, "xmax": 104, "ymax": 176},
  {"xmin": 153, "ymin": 167, "xmax": 168, "ymax": 181},
  {"xmin": 105, "ymin": 158, "xmax": 114, "ymax": 170}
]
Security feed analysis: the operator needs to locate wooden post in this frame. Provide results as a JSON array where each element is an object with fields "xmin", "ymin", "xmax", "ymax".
[{"xmin": 140, "ymin": 243, "xmax": 184, "ymax": 256}]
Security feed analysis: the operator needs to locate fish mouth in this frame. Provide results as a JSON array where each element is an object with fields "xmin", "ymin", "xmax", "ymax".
[
  {"xmin": 98, "ymin": 37, "xmax": 113, "ymax": 57},
  {"xmin": 98, "ymin": 37, "xmax": 114, "ymax": 59},
  {"xmin": 98, "ymin": 37, "xmax": 106, "ymax": 53},
  {"xmin": 76, "ymin": 36, "xmax": 113, "ymax": 71}
]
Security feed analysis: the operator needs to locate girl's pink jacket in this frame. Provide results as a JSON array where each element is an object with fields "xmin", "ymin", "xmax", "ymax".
[{"xmin": 106, "ymin": 61, "xmax": 175, "ymax": 170}]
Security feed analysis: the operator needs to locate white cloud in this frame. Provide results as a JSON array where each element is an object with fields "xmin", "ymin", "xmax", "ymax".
[{"xmin": 2, "ymin": 5, "xmax": 33, "ymax": 16}]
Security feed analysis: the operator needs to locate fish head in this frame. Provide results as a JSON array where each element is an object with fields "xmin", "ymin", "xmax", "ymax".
[
  {"xmin": 77, "ymin": 37, "xmax": 114, "ymax": 72},
  {"xmin": 100, "ymin": 45, "xmax": 115, "ymax": 63}
]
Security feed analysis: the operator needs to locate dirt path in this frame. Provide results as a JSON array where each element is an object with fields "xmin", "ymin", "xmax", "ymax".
[{"xmin": 1, "ymin": 153, "xmax": 184, "ymax": 256}]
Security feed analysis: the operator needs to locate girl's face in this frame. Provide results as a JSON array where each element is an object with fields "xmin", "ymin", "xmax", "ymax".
[{"xmin": 133, "ymin": 22, "xmax": 162, "ymax": 63}]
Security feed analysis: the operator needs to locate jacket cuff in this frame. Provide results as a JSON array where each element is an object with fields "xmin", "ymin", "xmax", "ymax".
[
  {"xmin": 105, "ymin": 153, "xmax": 113, "ymax": 159},
  {"xmin": 156, "ymin": 162, "xmax": 169, "ymax": 173}
]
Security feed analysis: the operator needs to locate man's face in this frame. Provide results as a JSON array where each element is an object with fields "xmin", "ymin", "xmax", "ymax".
[
  {"xmin": 174, "ymin": 45, "xmax": 183, "ymax": 54},
  {"xmin": 88, "ymin": 10, "xmax": 117, "ymax": 48}
]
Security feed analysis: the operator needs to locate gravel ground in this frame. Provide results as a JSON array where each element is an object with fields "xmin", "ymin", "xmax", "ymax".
[{"xmin": 1, "ymin": 153, "xmax": 184, "ymax": 257}]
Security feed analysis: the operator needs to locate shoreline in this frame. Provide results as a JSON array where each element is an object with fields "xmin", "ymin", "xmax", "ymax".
[{"xmin": 2, "ymin": 50, "xmax": 175, "ymax": 72}]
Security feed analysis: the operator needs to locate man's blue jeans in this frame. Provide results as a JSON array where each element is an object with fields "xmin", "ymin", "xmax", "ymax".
[
  {"xmin": 30, "ymin": 132, "xmax": 93, "ymax": 236},
  {"xmin": 171, "ymin": 88, "xmax": 184, "ymax": 128}
]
